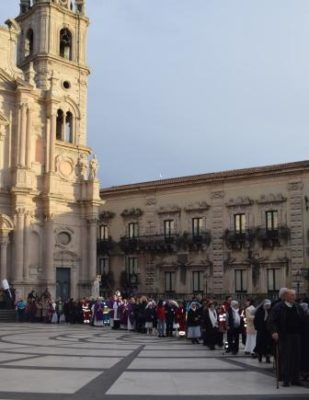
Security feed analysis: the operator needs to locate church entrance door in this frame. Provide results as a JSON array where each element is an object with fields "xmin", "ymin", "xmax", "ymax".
[{"xmin": 56, "ymin": 268, "xmax": 71, "ymax": 300}]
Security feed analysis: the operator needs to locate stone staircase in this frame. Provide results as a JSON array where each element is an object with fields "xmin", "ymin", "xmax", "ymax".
[{"xmin": 0, "ymin": 309, "xmax": 17, "ymax": 322}]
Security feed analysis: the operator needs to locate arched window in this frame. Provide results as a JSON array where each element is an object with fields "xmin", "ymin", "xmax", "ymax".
[
  {"xmin": 59, "ymin": 28, "xmax": 72, "ymax": 60},
  {"xmin": 56, "ymin": 109, "xmax": 64, "ymax": 140},
  {"xmin": 25, "ymin": 29, "xmax": 34, "ymax": 57},
  {"xmin": 65, "ymin": 112, "xmax": 73, "ymax": 143}
]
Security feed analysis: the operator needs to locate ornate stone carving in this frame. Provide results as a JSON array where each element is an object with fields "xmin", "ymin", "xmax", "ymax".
[
  {"xmin": 145, "ymin": 197, "xmax": 157, "ymax": 206},
  {"xmin": 211, "ymin": 191, "xmax": 224, "ymax": 200},
  {"xmin": 157, "ymin": 205, "xmax": 181, "ymax": 215},
  {"xmin": 256, "ymin": 193, "xmax": 286, "ymax": 204},
  {"xmin": 0, "ymin": 214, "xmax": 14, "ymax": 232},
  {"xmin": 99, "ymin": 211, "xmax": 115, "ymax": 220},
  {"xmin": 288, "ymin": 182, "xmax": 303, "ymax": 191},
  {"xmin": 55, "ymin": 154, "xmax": 74, "ymax": 179},
  {"xmin": 226, "ymin": 196, "xmax": 253, "ymax": 207},
  {"xmin": 121, "ymin": 208, "xmax": 143, "ymax": 218},
  {"xmin": 184, "ymin": 201, "xmax": 210, "ymax": 212}
]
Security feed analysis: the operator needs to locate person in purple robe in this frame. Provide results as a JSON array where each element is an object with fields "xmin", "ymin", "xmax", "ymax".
[
  {"xmin": 128, "ymin": 297, "xmax": 136, "ymax": 331},
  {"xmin": 93, "ymin": 298, "xmax": 104, "ymax": 327}
]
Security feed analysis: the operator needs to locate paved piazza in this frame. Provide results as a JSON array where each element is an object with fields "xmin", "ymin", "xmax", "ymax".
[{"xmin": 0, "ymin": 324, "xmax": 307, "ymax": 400}]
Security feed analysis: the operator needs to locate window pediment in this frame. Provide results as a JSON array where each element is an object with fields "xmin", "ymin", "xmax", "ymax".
[
  {"xmin": 256, "ymin": 194, "xmax": 286, "ymax": 204},
  {"xmin": 226, "ymin": 196, "xmax": 254, "ymax": 207},
  {"xmin": 184, "ymin": 201, "xmax": 210, "ymax": 212},
  {"xmin": 157, "ymin": 205, "xmax": 181, "ymax": 215}
]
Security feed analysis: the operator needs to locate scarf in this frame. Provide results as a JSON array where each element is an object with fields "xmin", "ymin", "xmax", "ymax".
[
  {"xmin": 208, "ymin": 308, "xmax": 218, "ymax": 328},
  {"xmin": 232, "ymin": 308, "xmax": 240, "ymax": 327}
]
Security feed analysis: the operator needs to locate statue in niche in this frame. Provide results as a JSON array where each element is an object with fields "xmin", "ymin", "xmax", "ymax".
[
  {"xmin": 78, "ymin": 154, "xmax": 88, "ymax": 180},
  {"xmin": 89, "ymin": 154, "xmax": 98, "ymax": 180}
]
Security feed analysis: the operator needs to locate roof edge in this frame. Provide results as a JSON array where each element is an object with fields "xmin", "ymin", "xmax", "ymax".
[{"xmin": 100, "ymin": 160, "xmax": 309, "ymax": 196}]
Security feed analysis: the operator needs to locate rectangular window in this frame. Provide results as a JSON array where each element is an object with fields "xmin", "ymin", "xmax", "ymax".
[
  {"xmin": 99, "ymin": 225, "xmax": 109, "ymax": 240},
  {"xmin": 192, "ymin": 271, "xmax": 203, "ymax": 292},
  {"xmin": 235, "ymin": 269, "xmax": 247, "ymax": 292},
  {"xmin": 266, "ymin": 210, "xmax": 278, "ymax": 231},
  {"xmin": 267, "ymin": 268, "xmax": 281, "ymax": 292},
  {"xmin": 127, "ymin": 257, "xmax": 138, "ymax": 284},
  {"xmin": 98, "ymin": 258, "xmax": 109, "ymax": 275},
  {"xmin": 234, "ymin": 213, "xmax": 246, "ymax": 233},
  {"xmin": 128, "ymin": 222, "xmax": 138, "ymax": 238},
  {"xmin": 164, "ymin": 219, "xmax": 174, "ymax": 237},
  {"xmin": 165, "ymin": 271, "xmax": 175, "ymax": 292},
  {"xmin": 192, "ymin": 217, "xmax": 204, "ymax": 237}
]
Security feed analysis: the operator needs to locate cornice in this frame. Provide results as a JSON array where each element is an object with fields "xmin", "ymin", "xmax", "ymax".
[
  {"xmin": 101, "ymin": 160, "xmax": 309, "ymax": 198},
  {"xmin": 18, "ymin": 54, "xmax": 90, "ymax": 75}
]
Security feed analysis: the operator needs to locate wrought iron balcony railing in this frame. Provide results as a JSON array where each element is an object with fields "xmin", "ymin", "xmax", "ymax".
[
  {"xmin": 223, "ymin": 229, "xmax": 255, "ymax": 250},
  {"xmin": 255, "ymin": 226, "xmax": 290, "ymax": 248}
]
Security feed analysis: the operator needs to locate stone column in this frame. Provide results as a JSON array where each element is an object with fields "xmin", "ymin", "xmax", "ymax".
[
  {"xmin": 80, "ymin": 214, "xmax": 88, "ymax": 283},
  {"xmin": 44, "ymin": 214, "xmax": 55, "ymax": 284},
  {"xmin": 14, "ymin": 208, "xmax": 25, "ymax": 283},
  {"xmin": 23, "ymin": 211, "xmax": 32, "ymax": 281},
  {"xmin": 49, "ymin": 113, "xmax": 56, "ymax": 172},
  {"xmin": 19, "ymin": 104, "xmax": 27, "ymax": 167},
  {"xmin": 16, "ymin": 105, "xmax": 22, "ymax": 167},
  {"xmin": 26, "ymin": 107, "xmax": 32, "ymax": 169},
  {"xmin": 45, "ymin": 117, "xmax": 50, "ymax": 173},
  {"xmin": 88, "ymin": 218, "xmax": 98, "ymax": 282},
  {"xmin": 0, "ymin": 236, "xmax": 9, "ymax": 282}
]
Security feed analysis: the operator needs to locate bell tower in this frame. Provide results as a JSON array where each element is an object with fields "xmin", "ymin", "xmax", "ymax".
[
  {"xmin": 16, "ymin": 0, "xmax": 88, "ymax": 146},
  {"xmin": 4, "ymin": 0, "xmax": 101, "ymax": 300}
]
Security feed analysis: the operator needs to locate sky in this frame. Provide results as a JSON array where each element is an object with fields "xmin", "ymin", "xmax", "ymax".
[{"xmin": 1, "ymin": 1, "xmax": 309, "ymax": 187}]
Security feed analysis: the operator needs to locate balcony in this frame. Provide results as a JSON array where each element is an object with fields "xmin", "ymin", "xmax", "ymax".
[
  {"xmin": 177, "ymin": 232, "xmax": 211, "ymax": 251},
  {"xmin": 97, "ymin": 238, "xmax": 116, "ymax": 255},
  {"xmin": 256, "ymin": 226, "xmax": 290, "ymax": 248},
  {"xmin": 119, "ymin": 234, "xmax": 179, "ymax": 254},
  {"xmin": 119, "ymin": 237, "xmax": 141, "ymax": 253},
  {"xmin": 223, "ymin": 229, "xmax": 255, "ymax": 250}
]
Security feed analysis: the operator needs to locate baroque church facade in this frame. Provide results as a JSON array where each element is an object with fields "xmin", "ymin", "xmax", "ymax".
[{"xmin": 0, "ymin": 0, "xmax": 100, "ymax": 300}]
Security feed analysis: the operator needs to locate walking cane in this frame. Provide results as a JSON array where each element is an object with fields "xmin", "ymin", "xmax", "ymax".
[{"xmin": 275, "ymin": 342, "xmax": 280, "ymax": 389}]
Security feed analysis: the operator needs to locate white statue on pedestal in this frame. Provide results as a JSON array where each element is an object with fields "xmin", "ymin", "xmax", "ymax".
[{"xmin": 91, "ymin": 276, "xmax": 100, "ymax": 298}]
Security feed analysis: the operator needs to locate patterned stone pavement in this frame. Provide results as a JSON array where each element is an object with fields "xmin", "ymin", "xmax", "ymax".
[{"xmin": 0, "ymin": 323, "xmax": 308, "ymax": 400}]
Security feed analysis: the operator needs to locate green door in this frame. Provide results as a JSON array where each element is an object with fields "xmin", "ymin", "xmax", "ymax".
[{"xmin": 56, "ymin": 268, "xmax": 71, "ymax": 300}]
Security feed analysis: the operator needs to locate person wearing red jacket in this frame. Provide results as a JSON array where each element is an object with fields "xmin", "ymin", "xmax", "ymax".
[{"xmin": 175, "ymin": 302, "xmax": 186, "ymax": 336}]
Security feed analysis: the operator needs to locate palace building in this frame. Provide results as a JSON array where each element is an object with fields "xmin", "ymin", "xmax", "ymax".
[
  {"xmin": 0, "ymin": 0, "xmax": 100, "ymax": 301},
  {"xmin": 98, "ymin": 161, "xmax": 309, "ymax": 298}
]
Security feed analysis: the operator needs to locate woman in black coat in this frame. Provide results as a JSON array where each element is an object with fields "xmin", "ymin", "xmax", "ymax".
[
  {"xmin": 254, "ymin": 299, "xmax": 272, "ymax": 363},
  {"xmin": 187, "ymin": 302, "xmax": 202, "ymax": 344},
  {"xmin": 202, "ymin": 302, "xmax": 219, "ymax": 350}
]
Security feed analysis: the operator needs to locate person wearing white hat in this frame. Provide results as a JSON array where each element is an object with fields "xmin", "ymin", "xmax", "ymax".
[{"xmin": 226, "ymin": 300, "xmax": 243, "ymax": 354}]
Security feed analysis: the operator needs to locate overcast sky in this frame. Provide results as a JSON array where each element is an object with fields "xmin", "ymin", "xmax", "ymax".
[{"xmin": 1, "ymin": 1, "xmax": 309, "ymax": 187}]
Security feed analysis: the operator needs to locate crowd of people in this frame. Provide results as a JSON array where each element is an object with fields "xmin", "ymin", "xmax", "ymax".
[{"xmin": 14, "ymin": 287, "xmax": 309, "ymax": 387}]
